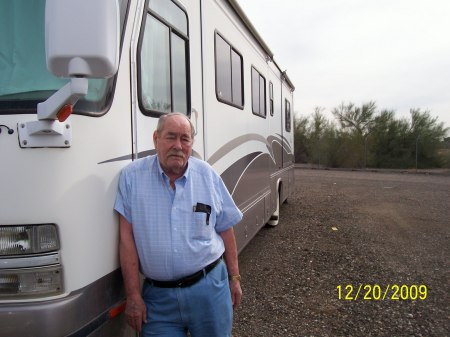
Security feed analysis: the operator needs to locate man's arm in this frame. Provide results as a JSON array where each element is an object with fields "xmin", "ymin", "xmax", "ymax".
[
  {"xmin": 119, "ymin": 214, "xmax": 147, "ymax": 331},
  {"xmin": 219, "ymin": 227, "xmax": 242, "ymax": 309}
]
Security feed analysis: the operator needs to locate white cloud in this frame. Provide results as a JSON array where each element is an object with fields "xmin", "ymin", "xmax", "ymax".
[{"xmin": 238, "ymin": 0, "xmax": 450, "ymax": 129}]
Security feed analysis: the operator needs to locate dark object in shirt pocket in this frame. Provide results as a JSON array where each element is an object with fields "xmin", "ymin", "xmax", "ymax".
[{"xmin": 193, "ymin": 202, "xmax": 211, "ymax": 225}]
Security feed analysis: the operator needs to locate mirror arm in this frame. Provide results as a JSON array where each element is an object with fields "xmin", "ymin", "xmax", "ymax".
[
  {"xmin": 37, "ymin": 77, "xmax": 88, "ymax": 121},
  {"xmin": 17, "ymin": 77, "xmax": 87, "ymax": 148}
]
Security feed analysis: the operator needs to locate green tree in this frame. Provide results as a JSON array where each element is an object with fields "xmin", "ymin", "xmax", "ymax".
[
  {"xmin": 293, "ymin": 114, "xmax": 309, "ymax": 163},
  {"xmin": 292, "ymin": 102, "xmax": 448, "ymax": 169},
  {"xmin": 332, "ymin": 101, "xmax": 377, "ymax": 167},
  {"xmin": 309, "ymin": 107, "xmax": 329, "ymax": 167},
  {"xmin": 370, "ymin": 110, "xmax": 411, "ymax": 168},
  {"xmin": 332, "ymin": 101, "xmax": 376, "ymax": 136},
  {"xmin": 293, "ymin": 108, "xmax": 337, "ymax": 166},
  {"xmin": 409, "ymin": 109, "xmax": 449, "ymax": 168}
]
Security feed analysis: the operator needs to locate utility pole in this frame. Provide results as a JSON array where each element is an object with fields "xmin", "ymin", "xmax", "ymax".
[{"xmin": 415, "ymin": 134, "xmax": 420, "ymax": 171}]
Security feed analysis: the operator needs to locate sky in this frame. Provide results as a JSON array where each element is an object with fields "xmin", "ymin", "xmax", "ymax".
[{"xmin": 238, "ymin": 0, "xmax": 450, "ymax": 131}]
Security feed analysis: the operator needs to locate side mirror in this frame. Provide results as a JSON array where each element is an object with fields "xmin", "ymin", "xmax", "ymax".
[
  {"xmin": 18, "ymin": 0, "xmax": 120, "ymax": 148},
  {"xmin": 45, "ymin": 0, "xmax": 119, "ymax": 78}
]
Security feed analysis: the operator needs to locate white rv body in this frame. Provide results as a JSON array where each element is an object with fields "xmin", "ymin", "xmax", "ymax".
[{"xmin": 0, "ymin": 0, "xmax": 294, "ymax": 336}]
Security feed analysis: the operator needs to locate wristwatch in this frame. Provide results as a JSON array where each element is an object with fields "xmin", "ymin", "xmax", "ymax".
[{"xmin": 229, "ymin": 274, "xmax": 241, "ymax": 282}]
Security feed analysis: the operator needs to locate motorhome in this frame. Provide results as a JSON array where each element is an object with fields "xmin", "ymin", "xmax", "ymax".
[{"xmin": 0, "ymin": 0, "xmax": 294, "ymax": 335}]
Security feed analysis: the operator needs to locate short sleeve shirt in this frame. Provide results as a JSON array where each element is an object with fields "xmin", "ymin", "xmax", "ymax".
[{"xmin": 114, "ymin": 155, "xmax": 243, "ymax": 281}]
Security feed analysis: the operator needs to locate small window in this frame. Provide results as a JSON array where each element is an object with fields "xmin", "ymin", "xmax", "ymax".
[
  {"xmin": 285, "ymin": 99, "xmax": 291, "ymax": 132},
  {"xmin": 138, "ymin": 0, "xmax": 190, "ymax": 116},
  {"xmin": 215, "ymin": 33, "xmax": 243, "ymax": 108},
  {"xmin": 269, "ymin": 82, "xmax": 274, "ymax": 116},
  {"xmin": 251, "ymin": 67, "xmax": 266, "ymax": 118}
]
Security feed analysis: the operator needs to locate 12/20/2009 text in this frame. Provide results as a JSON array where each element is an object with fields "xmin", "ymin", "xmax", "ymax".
[{"xmin": 336, "ymin": 284, "xmax": 427, "ymax": 301}]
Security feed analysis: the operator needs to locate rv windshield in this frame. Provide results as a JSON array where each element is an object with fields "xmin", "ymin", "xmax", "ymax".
[{"xmin": 0, "ymin": 0, "xmax": 127, "ymax": 116}]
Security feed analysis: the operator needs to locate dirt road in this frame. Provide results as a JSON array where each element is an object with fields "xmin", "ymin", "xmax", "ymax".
[{"xmin": 233, "ymin": 169, "xmax": 450, "ymax": 337}]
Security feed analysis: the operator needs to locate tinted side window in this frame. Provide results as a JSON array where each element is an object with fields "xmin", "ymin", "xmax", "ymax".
[
  {"xmin": 138, "ymin": 0, "xmax": 190, "ymax": 116},
  {"xmin": 285, "ymin": 99, "xmax": 291, "ymax": 132},
  {"xmin": 251, "ymin": 67, "xmax": 266, "ymax": 118},
  {"xmin": 269, "ymin": 82, "xmax": 274, "ymax": 116},
  {"xmin": 215, "ymin": 32, "xmax": 243, "ymax": 108}
]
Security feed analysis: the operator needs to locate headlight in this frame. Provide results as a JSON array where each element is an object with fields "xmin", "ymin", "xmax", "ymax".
[
  {"xmin": 0, "ymin": 224, "xmax": 59, "ymax": 256},
  {"xmin": 0, "ymin": 266, "xmax": 63, "ymax": 299}
]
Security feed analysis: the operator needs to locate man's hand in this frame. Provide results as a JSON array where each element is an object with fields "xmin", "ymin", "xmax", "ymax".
[
  {"xmin": 119, "ymin": 215, "xmax": 147, "ymax": 331},
  {"xmin": 220, "ymin": 228, "xmax": 242, "ymax": 309},
  {"xmin": 229, "ymin": 279, "xmax": 242, "ymax": 309},
  {"xmin": 125, "ymin": 294, "xmax": 147, "ymax": 332}
]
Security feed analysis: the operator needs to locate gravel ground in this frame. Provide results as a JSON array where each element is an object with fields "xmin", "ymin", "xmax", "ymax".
[{"xmin": 232, "ymin": 168, "xmax": 450, "ymax": 337}]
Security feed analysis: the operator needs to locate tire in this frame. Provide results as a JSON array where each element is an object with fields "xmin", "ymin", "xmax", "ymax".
[{"xmin": 266, "ymin": 188, "xmax": 280, "ymax": 227}]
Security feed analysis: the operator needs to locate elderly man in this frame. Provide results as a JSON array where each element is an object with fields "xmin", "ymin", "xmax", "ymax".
[{"xmin": 115, "ymin": 112, "xmax": 243, "ymax": 337}]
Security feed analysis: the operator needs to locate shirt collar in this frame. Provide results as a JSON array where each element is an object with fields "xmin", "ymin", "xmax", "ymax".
[{"xmin": 155, "ymin": 156, "xmax": 190, "ymax": 184}]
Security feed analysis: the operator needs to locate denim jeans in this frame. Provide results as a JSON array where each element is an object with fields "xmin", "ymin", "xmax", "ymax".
[{"xmin": 141, "ymin": 260, "xmax": 233, "ymax": 337}]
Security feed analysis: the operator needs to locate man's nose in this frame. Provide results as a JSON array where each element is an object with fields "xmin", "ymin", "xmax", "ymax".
[{"xmin": 172, "ymin": 137, "xmax": 182, "ymax": 149}]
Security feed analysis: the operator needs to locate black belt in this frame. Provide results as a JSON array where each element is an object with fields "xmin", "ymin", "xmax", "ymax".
[{"xmin": 146, "ymin": 256, "xmax": 223, "ymax": 288}]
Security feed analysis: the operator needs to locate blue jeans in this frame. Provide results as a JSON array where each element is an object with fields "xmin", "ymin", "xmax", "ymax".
[{"xmin": 141, "ymin": 260, "xmax": 233, "ymax": 337}]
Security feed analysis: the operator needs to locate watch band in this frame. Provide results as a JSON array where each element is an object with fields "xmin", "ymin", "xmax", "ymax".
[{"xmin": 229, "ymin": 274, "xmax": 241, "ymax": 282}]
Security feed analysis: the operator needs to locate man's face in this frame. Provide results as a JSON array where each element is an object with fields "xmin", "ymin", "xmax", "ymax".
[{"xmin": 153, "ymin": 115, "xmax": 193, "ymax": 178}]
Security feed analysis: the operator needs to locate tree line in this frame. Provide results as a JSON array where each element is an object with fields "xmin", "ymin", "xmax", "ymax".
[{"xmin": 294, "ymin": 102, "xmax": 450, "ymax": 169}]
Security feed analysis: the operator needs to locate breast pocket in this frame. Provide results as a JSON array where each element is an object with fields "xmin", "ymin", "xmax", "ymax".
[
  {"xmin": 194, "ymin": 212, "xmax": 208, "ymax": 226},
  {"xmin": 191, "ymin": 210, "xmax": 216, "ymax": 241}
]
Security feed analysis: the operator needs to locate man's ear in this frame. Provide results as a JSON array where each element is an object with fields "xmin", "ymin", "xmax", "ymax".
[{"xmin": 153, "ymin": 131, "xmax": 158, "ymax": 148}]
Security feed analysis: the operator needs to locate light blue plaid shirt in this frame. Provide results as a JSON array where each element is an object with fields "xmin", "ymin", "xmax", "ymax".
[{"xmin": 114, "ymin": 155, "xmax": 243, "ymax": 281}]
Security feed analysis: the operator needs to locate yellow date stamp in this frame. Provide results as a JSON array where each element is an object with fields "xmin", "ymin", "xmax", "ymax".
[{"xmin": 336, "ymin": 284, "xmax": 427, "ymax": 301}]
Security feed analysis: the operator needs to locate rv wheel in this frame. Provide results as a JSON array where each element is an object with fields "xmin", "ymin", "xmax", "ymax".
[{"xmin": 266, "ymin": 188, "xmax": 280, "ymax": 227}]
